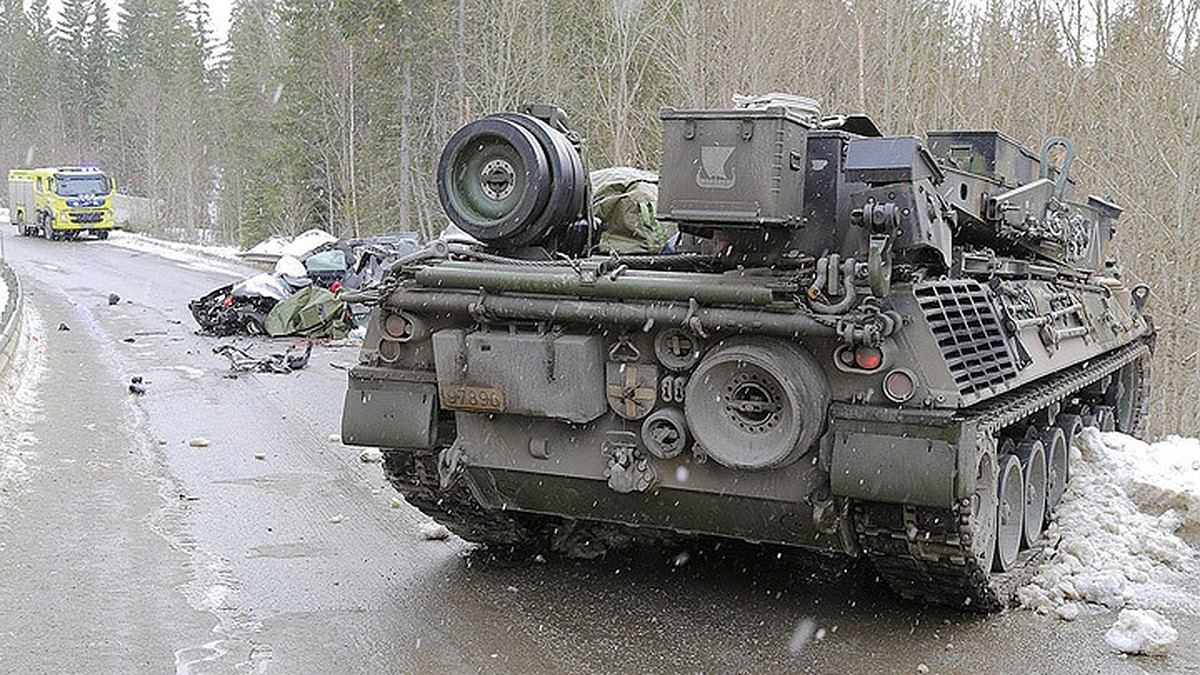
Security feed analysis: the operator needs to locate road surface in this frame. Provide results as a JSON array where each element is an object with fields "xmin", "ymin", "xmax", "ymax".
[{"xmin": 0, "ymin": 228, "xmax": 1194, "ymax": 674}]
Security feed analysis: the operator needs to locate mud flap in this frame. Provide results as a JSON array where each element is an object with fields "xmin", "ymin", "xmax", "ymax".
[
  {"xmin": 829, "ymin": 425, "xmax": 958, "ymax": 508},
  {"xmin": 341, "ymin": 367, "xmax": 437, "ymax": 448}
]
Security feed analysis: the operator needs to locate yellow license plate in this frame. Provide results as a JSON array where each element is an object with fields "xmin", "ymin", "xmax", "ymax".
[{"xmin": 440, "ymin": 384, "xmax": 506, "ymax": 412}]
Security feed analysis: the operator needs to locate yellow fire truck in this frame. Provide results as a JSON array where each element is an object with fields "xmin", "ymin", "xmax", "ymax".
[{"xmin": 7, "ymin": 166, "xmax": 118, "ymax": 240}]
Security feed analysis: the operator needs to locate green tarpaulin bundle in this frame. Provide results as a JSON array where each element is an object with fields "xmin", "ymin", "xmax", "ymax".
[
  {"xmin": 590, "ymin": 167, "xmax": 676, "ymax": 254},
  {"xmin": 264, "ymin": 286, "xmax": 352, "ymax": 338}
]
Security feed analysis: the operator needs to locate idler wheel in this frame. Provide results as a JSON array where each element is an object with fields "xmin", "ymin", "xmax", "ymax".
[
  {"xmin": 1015, "ymin": 440, "xmax": 1047, "ymax": 548},
  {"xmin": 684, "ymin": 337, "xmax": 829, "ymax": 470},
  {"xmin": 993, "ymin": 454, "xmax": 1025, "ymax": 571}
]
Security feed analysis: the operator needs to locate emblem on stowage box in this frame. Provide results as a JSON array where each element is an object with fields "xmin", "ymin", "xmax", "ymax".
[{"xmin": 696, "ymin": 145, "xmax": 736, "ymax": 189}]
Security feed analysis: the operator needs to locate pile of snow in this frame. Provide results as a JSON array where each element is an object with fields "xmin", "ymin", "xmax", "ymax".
[
  {"xmin": 1018, "ymin": 429, "xmax": 1200, "ymax": 621},
  {"xmin": 418, "ymin": 522, "xmax": 451, "ymax": 541},
  {"xmin": 1104, "ymin": 608, "xmax": 1178, "ymax": 655}
]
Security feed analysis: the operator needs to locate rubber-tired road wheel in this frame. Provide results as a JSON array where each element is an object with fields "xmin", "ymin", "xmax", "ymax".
[
  {"xmin": 971, "ymin": 452, "xmax": 998, "ymax": 574},
  {"xmin": 993, "ymin": 454, "xmax": 1025, "ymax": 571},
  {"xmin": 1041, "ymin": 425, "xmax": 1068, "ymax": 516},
  {"xmin": 1015, "ymin": 439, "xmax": 1047, "ymax": 548},
  {"xmin": 437, "ymin": 116, "xmax": 551, "ymax": 246}
]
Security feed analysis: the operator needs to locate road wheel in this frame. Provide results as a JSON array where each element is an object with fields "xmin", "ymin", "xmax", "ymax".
[
  {"xmin": 437, "ymin": 115, "xmax": 550, "ymax": 246},
  {"xmin": 993, "ymin": 454, "xmax": 1024, "ymax": 571},
  {"xmin": 684, "ymin": 336, "xmax": 829, "ymax": 470},
  {"xmin": 96, "ymin": 230, "xmax": 110, "ymax": 241},
  {"xmin": 1015, "ymin": 440, "xmax": 1047, "ymax": 548},
  {"xmin": 969, "ymin": 452, "xmax": 998, "ymax": 575},
  {"xmin": 1111, "ymin": 358, "xmax": 1150, "ymax": 437},
  {"xmin": 1055, "ymin": 412, "xmax": 1083, "ymax": 495},
  {"xmin": 1041, "ymin": 425, "xmax": 1068, "ymax": 514}
]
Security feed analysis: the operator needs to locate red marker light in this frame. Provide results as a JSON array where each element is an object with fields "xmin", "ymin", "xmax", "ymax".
[{"xmin": 854, "ymin": 346, "xmax": 883, "ymax": 371}]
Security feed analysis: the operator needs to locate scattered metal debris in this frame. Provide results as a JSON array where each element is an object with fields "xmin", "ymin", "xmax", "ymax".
[{"xmin": 214, "ymin": 341, "xmax": 313, "ymax": 374}]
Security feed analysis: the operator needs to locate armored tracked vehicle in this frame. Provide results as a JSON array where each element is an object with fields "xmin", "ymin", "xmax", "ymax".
[{"xmin": 341, "ymin": 97, "xmax": 1153, "ymax": 610}]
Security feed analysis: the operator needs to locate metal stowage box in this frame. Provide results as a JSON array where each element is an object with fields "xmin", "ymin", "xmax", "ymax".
[
  {"xmin": 657, "ymin": 107, "xmax": 813, "ymax": 227},
  {"xmin": 925, "ymin": 131, "xmax": 1039, "ymax": 188},
  {"xmin": 432, "ymin": 329, "xmax": 607, "ymax": 424}
]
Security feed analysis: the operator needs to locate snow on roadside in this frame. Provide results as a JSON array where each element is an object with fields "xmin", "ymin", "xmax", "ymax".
[
  {"xmin": 1019, "ymin": 429, "xmax": 1200, "ymax": 624},
  {"xmin": 0, "ymin": 306, "xmax": 47, "ymax": 509},
  {"xmin": 103, "ymin": 230, "xmax": 253, "ymax": 280},
  {"xmin": 1104, "ymin": 608, "xmax": 1179, "ymax": 656}
]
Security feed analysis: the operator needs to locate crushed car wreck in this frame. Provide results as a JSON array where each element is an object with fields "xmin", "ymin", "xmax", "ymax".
[
  {"xmin": 189, "ymin": 273, "xmax": 292, "ymax": 336},
  {"xmin": 189, "ymin": 231, "xmax": 418, "ymax": 338}
]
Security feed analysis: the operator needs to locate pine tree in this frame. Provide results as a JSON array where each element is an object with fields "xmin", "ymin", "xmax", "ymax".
[{"xmin": 221, "ymin": 0, "xmax": 285, "ymax": 245}]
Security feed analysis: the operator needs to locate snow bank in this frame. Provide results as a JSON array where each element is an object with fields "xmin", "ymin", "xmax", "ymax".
[
  {"xmin": 1018, "ymin": 429, "xmax": 1200, "ymax": 616},
  {"xmin": 106, "ymin": 231, "xmax": 244, "ymax": 268},
  {"xmin": 0, "ymin": 269, "xmax": 8, "ymax": 318},
  {"xmin": 418, "ymin": 522, "xmax": 451, "ymax": 541}
]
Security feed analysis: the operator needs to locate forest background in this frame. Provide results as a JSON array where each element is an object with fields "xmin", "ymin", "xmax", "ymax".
[{"xmin": 0, "ymin": 0, "xmax": 1197, "ymax": 436}]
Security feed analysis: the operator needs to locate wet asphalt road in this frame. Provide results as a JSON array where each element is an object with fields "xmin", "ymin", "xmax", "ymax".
[{"xmin": 0, "ymin": 228, "xmax": 1195, "ymax": 674}]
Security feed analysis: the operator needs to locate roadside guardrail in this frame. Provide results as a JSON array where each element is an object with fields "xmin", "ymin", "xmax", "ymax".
[{"xmin": 0, "ymin": 260, "xmax": 22, "ymax": 377}]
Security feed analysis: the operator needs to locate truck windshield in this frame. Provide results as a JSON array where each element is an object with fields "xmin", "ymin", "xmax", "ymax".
[{"xmin": 55, "ymin": 174, "xmax": 111, "ymax": 196}]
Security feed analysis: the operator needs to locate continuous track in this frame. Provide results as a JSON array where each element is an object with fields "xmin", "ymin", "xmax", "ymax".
[
  {"xmin": 381, "ymin": 448, "xmax": 534, "ymax": 546},
  {"xmin": 856, "ymin": 340, "xmax": 1153, "ymax": 610}
]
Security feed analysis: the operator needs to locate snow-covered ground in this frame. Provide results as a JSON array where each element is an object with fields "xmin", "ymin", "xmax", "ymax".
[
  {"xmin": 103, "ymin": 231, "xmax": 246, "ymax": 278},
  {"xmin": 1019, "ymin": 429, "xmax": 1200, "ymax": 654},
  {"xmin": 0, "ymin": 268, "xmax": 8, "ymax": 319},
  {"xmin": 0, "ymin": 302, "xmax": 46, "ymax": 509},
  {"xmin": 1, "ymin": 210, "xmax": 9, "ymax": 319}
]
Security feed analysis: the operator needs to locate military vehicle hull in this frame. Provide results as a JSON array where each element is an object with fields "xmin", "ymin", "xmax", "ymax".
[{"xmin": 342, "ymin": 101, "xmax": 1152, "ymax": 610}]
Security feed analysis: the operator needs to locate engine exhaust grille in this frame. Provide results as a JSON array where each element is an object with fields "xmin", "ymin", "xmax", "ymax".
[{"xmin": 914, "ymin": 280, "xmax": 1018, "ymax": 399}]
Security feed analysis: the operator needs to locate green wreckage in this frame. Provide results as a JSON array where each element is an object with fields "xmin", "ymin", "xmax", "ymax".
[{"xmin": 340, "ymin": 95, "xmax": 1153, "ymax": 610}]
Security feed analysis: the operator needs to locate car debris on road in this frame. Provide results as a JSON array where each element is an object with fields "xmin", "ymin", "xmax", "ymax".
[{"xmin": 214, "ymin": 341, "xmax": 312, "ymax": 374}]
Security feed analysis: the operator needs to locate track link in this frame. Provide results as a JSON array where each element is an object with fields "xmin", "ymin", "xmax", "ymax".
[
  {"xmin": 381, "ymin": 448, "xmax": 534, "ymax": 547},
  {"xmin": 857, "ymin": 340, "xmax": 1153, "ymax": 611}
]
